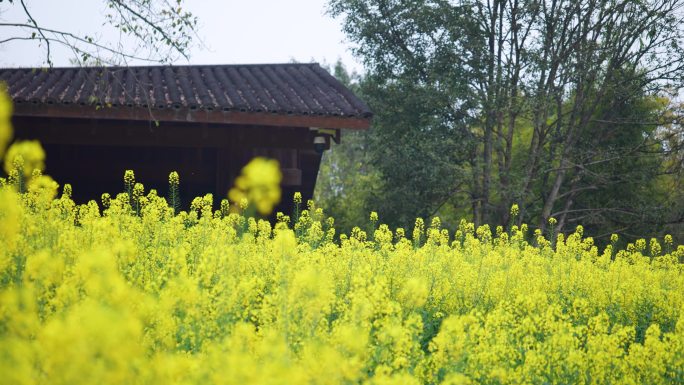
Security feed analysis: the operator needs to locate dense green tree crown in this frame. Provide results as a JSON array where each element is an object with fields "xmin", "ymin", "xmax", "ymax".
[{"xmin": 319, "ymin": 0, "xmax": 684, "ymax": 243}]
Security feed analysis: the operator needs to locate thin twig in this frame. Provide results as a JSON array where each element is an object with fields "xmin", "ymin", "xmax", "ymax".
[{"xmin": 19, "ymin": 0, "xmax": 51, "ymax": 65}]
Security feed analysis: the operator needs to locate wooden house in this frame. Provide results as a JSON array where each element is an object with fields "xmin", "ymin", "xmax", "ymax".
[{"xmin": 0, "ymin": 63, "xmax": 372, "ymax": 213}]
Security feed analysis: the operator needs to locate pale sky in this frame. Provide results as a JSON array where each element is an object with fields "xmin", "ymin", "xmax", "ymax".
[{"xmin": 0, "ymin": 0, "xmax": 363, "ymax": 73}]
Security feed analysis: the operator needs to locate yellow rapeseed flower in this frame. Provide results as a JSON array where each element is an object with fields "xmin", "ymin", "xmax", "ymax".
[
  {"xmin": 3, "ymin": 140, "xmax": 45, "ymax": 177},
  {"xmin": 0, "ymin": 188, "xmax": 21, "ymax": 255},
  {"xmin": 510, "ymin": 203, "xmax": 519, "ymax": 217},
  {"xmin": 124, "ymin": 170, "xmax": 135, "ymax": 186},
  {"xmin": 0, "ymin": 164, "xmax": 683, "ymax": 385},
  {"xmin": 0, "ymin": 83, "xmax": 12, "ymax": 159},
  {"xmin": 168, "ymin": 171, "xmax": 179, "ymax": 185},
  {"xmin": 228, "ymin": 157, "xmax": 282, "ymax": 215},
  {"xmin": 28, "ymin": 174, "xmax": 59, "ymax": 207},
  {"xmin": 370, "ymin": 211, "xmax": 379, "ymax": 222}
]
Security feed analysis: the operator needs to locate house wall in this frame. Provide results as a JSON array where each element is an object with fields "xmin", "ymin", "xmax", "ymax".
[{"xmin": 11, "ymin": 116, "xmax": 324, "ymax": 215}]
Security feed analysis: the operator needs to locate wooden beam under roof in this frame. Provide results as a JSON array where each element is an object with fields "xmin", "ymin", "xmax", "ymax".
[{"xmin": 12, "ymin": 99, "xmax": 371, "ymax": 130}]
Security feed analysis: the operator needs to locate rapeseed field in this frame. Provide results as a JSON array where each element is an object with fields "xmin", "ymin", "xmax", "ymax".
[{"xmin": 1, "ymin": 87, "xmax": 684, "ymax": 385}]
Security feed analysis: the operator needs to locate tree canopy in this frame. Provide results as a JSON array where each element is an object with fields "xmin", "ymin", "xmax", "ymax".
[{"xmin": 320, "ymin": 0, "xmax": 684, "ymax": 242}]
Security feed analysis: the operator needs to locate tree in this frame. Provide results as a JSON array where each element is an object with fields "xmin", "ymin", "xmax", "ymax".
[
  {"xmin": 316, "ymin": 61, "xmax": 472, "ymax": 232},
  {"xmin": 315, "ymin": 62, "xmax": 383, "ymax": 234},
  {"xmin": 361, "ymin": 73, "xmax": 473, "ymax": 230},
  {"xmin": 0, "ymin": 0, "xmax": 198, "ymax": 65},
  {"xmin": 329, "ymin": 0, "xmax": 684, "ymax": 241},
  {"xmin": 532, "ymin": 69, "xmax": 676, "ymax": 238}
]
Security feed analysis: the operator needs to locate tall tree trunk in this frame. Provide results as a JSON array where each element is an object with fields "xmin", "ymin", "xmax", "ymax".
[
  {"xmin": 481, "ymin": 0, "xmax": 500, "ymax": 225},
  {"xmin": 499, "ymin": 0, "xmax": 524, "ymax": 225}
]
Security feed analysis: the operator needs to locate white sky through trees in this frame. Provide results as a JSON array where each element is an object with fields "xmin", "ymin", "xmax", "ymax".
[{"xmin": 0, "ymin": 0, "xmax": 362, "ymax": 73}]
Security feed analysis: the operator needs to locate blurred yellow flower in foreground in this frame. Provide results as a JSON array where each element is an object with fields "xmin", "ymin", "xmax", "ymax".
[
  {"xmin": 0, "ymin": 83, "xmax": 12, "ymax": 159},
  {"xmin": 0, "ymin": 188, "xmax": 21, "ymax": 256},
  {"xmin": 3, "ymin": 140, "xmax": 45, "ymax": 177},
  {"xmin": 28, "ymin": 174, "xmax": 59, "ymax": 206},
  {"xmin": 228, "ymin": 157, "xmax": 282, "ymax": 215}
]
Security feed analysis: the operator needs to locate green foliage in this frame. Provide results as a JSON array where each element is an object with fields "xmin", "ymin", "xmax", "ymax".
[
  {"xmin": 562, "ymin": 71, "xmax": 671, "ymax": 238},
  {"xmin": 316, "ymin": 61, "xmax": 474, "ymax": 232},
  {"xmin": 327, "ymin": 0, "xmax": 684, "ymax": 243},
  {"xmin": 315, "ymin": 128, "xmax": 381, "ymax": 234},
  {"xmin": 361, "ymin": 75, "xmax": 473, "ymax": 229},
  {"xmin": 315, "ymin": 61, "xmax": 382, "ymax": 233}
]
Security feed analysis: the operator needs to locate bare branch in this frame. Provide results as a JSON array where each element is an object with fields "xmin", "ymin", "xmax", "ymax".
[
  {"xmin": 0, "ymin": 0, "xmax": 198, "ymax": 65},
  {"xmin": 19, "ymin": 0, "xmax": 51, "ymax": 65},
  {"xmin": 0, "ymin": 23, "xmax": 163, "ymax": 63}
]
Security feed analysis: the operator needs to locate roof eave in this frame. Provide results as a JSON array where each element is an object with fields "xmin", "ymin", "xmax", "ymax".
[{"xmin": 12, "ymin": 103, "xmax": 372, "ymax": 130}]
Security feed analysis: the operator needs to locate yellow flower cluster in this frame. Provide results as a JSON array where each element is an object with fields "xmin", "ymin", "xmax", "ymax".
[
  {"xmin": 3, "ymin": 139, "xmax": 46, "ymax": 177},
  {"xmin": 168, "ymin": 170, "xmax": 179, "ymax": 186},
  {"xmin": 1, "ymin": 87, "xmax": 684, "ymax": 384},
  {"xmin": 1, "ymin": 181, "xmax": 683, "ymax": 384},
  {"xmin": 228, "ymin": 157, "xmax": 282, "ymax": 215},
  {"xmin": 0, "ymin": 82, "xmax": 12, "ymax": 159}
]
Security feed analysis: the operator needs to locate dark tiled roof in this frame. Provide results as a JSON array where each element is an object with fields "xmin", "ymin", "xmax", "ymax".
[{"xmin": 0, "ymin": 63, "xmax": 372, "ymax": 119}]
